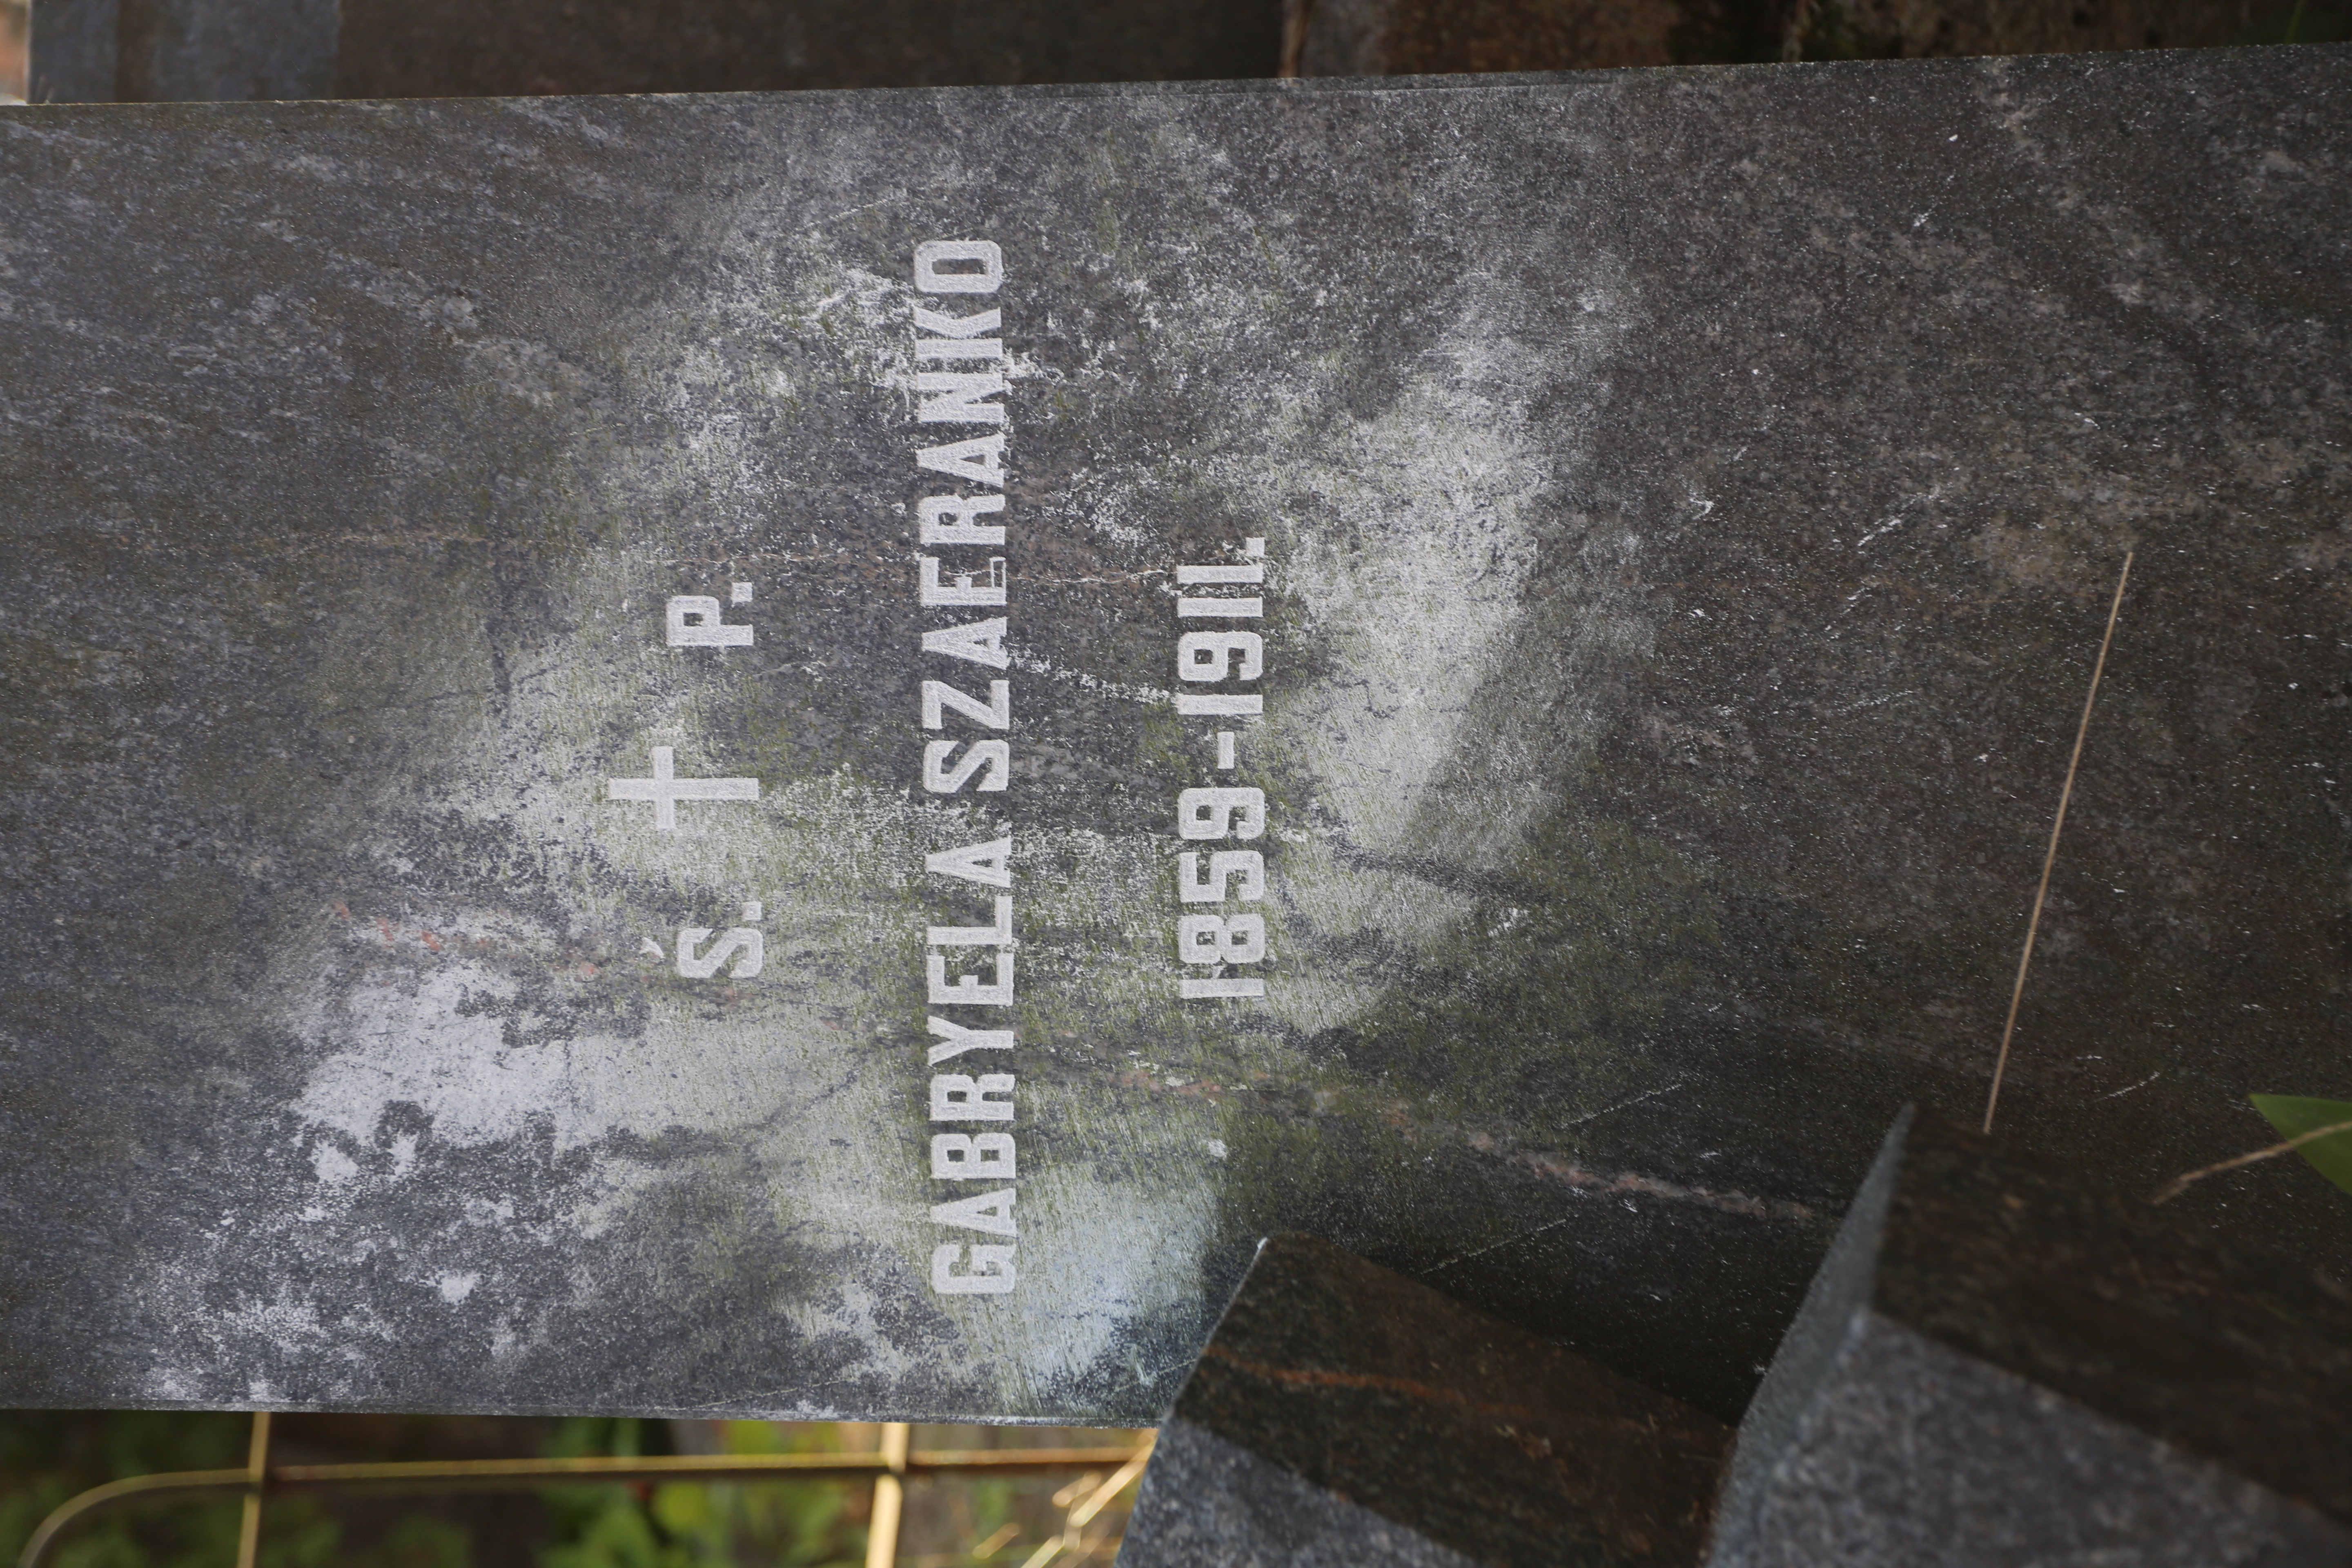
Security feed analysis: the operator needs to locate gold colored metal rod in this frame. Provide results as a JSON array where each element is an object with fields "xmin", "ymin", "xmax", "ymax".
[
  {"xmin": 236, "ymin": 1412, "xmax": 271, "ymax": 1568},
  {"xmin": 1021, "ymin": 1434, "xmax": 1158, "ymax": 1568},
  {"xmin": 1983, "ymin": 549, "xmax": 2133, "ymax": 1135},
  {"xmin": 864, "ymin": 1423, "xmax": 911, "ymax": 1568},
  {"xmin": 287, "ymin": 1453, "xmax": 893, "ymax": 1487},
  {"xmin": 16, "ymin": 1448, "xmax": 1152, "ymax": 1568},
  {"xmin": 272, "ymin": 1447, "xmax": 1144, "ymax": 1489},
  {"xmin": 1066, "ymin": 1437, "xmax": 1154, "ymax": 1530},
  {"xmin": 14, "ymin": 1471, "xmax": 256, "ymax": 1568},
  {"xmin": 903, "ymin": 1448, "xmax": 1142, "ymax": 1472}
]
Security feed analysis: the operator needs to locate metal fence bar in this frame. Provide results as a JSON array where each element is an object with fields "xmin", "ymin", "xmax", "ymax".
[
  {"xmin": 232, "ymin": 1413, "xmax": 269, "ymax": 1568},
  {"xmin": 1017, "ymin": 1437, "xmax": 1156, "ymax": 1568},
  {"xmin": 863, "ymin": 1423, "xmax": 911, "ymax": 1568},
  {"xmin": 16, "ymin": 1440, "xmax": 1152, "ymax": 1568}
]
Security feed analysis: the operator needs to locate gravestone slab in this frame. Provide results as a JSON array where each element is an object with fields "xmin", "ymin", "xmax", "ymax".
[
  {"xmin": 0, "ymin": 49, "xmax": 2346, "ymax": 1422},
  {"xmin": 1710, "ymin": 1111, "xmax": 2352, "ymax": 1566},
  {"xmin": 1116, "ymin": 1233, "xmax": 1728, "ymax": 1567}
]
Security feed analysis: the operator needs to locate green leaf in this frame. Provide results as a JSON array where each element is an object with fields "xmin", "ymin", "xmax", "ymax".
[{"xmin": 2250, "ymin": 1095, "xmax": 2352, "ymax": 1197}]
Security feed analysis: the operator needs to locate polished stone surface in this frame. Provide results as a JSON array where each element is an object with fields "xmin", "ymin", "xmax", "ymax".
[
  {"xmin": 1122, "ymin": 1423, "xmax": 1488, "ymax": 1568},
  {"xmin": 0, "ymin": 49, "xmax": 2346, "ymax": 1421},
  {"xmin": 1711, "ymin": 1112, "xmax": 2352, "ymax": 1566},
  {"xmin": 1118, "ymin": 1235, "xmax": 1727, "ymax": 1566}
]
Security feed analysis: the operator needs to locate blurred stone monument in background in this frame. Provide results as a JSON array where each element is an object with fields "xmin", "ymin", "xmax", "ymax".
[
  {"xmin": 25, "ymin": 0, "xmax": 2342, "ymax": 102},
  {"xmin": 25, "ymin": 0, "xmax": 1281, "ymax": 102},
  {"xmin": 1281, "ymin": 0, "xmax": 2324, "ymax": 75}
]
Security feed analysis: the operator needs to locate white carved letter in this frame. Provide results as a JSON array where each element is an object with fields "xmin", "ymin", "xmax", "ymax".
[
  {"xmin": 930, "ymin": 1073, "xmax": 1016, "ymax": 1121},
  {"xmin": 915, "ymin": 241, "xmax": 1003, "ymax": 295},
  {"xmin": 666, "ymin": 595, "xmax": 753, "ymax": 648},
  {"xmin": 930, "ymin": 1187, "xmax": 1018, "ymax": 1236},
  {"xmin": 676, "ymin": 927, "xmax": 764, "ymax": 979},
  {"xmin": 924, "ymin": 739, "xmax": 1009, "ymax": 793},
  {"xmin": 1178, "ymin": 851, "xmax": 1265, "ymax": 903},
  {"xmin": 913, "ymin": 306, "xmax": 1001, "ymax": 339},
  {"xmin": 920, "ymin": 494, "xmax": 1006, "ymax": 546},
  {"xmin": 927, "ymin": 836, "xmax": 1012, "ymax": 886},
  {"xmin": 1177, "ymin": 914, "xmax": 1267, "ymax": 967},
  {"xmin": 1177, "ymin": 787, "xmax": 1266, "ymax": 841},
  {"xmin": 931, "ymin": 1133, "xmax": 1017, "ymax": 1180},
  {"xmin": 928, "ymin": 1016, "xmax": 1015, "ymax": 1064},
  {"xmin": 917, "ymin": 372, "xmax": 1007, "ymax": 425},
  {"xmin": 1178, "ymin": 631, "xmax": 1263, "ymax": 682},
  {"xmin": 919, "ymin": 556, "xmax": 1007, "ymax": 607},
  {"xmin": 917, "ymin": 434, "xmax": 1007, "ymax": 489},
  {"xmin": 922, "ymin": 618, "xmax": 1010, "ymax": 670},
  {"xmin": 931, "ymin": 1243, "xmax": 1016, "ymax": 1295},
  {"xmin": 923, "ymin": 679, "xmax": 1010, "ymax": 730},
  {"xmin": 927, "ymin": 949, "xmax": 1014, "ymax": 1005},
  {"xmin": 929, "ymin": 896, "xmax": 1013, "ymax": 949}
]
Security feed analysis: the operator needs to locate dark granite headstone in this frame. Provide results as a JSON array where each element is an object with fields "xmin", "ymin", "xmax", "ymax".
[
  {"xmin": 27, "ymin": 0, "xmax": 1281, "ymax": 102},
  {"xmin": 1710, "ymin": 1111, "xmax": 2352, "ymax": 1566},
  {"xmin": 0, "ymin": 49, "xmax": 2346, "ymax": 1422},
  {"xmin": 1118, "ymin": 1234, "xmax": 1729, "ymax": 1567}
]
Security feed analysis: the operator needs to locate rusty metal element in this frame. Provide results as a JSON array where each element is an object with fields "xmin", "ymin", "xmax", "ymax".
[{"xmin": 16, "ymin": 1436, "xmax": 1153, "ymax": 1568}]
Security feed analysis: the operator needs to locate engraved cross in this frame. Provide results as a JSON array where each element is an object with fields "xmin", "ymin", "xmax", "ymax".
[{"xmin": 607, "ymin": 746, "xmax": 760, "ymax": 831}]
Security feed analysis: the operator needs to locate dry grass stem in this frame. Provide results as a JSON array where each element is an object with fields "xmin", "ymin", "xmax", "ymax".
[
  {"xmin": 1983, "ymin": 550, "xmax": 2134, "ymax": 1134},
  {"xmin": 2149, "ymin": 1117, "xmax": 2352, "ymax": 1205},
  {"xmin": 1017, "ymin": 1437, "xmax": 1154, "ymax": 1568}
]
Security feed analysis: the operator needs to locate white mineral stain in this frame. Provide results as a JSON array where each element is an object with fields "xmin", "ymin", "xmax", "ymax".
[
  {"xmin": 1274, "ymin": 376, "xmax": 1550, "ymax": 855},
  {"xmin": 921, "ymin": 1144, "xmax": 1223, "ymax": 1403},
  {"xmin": 203, "ymin": 227, "xmax": 962, "ymax": 1408},
  {"xmin": 142, "ymin": 106, "xmax": 1647, "ymax": 1418},
  {"xmin": 1193, "ymin": 281, "xmax": 1640, "ymax": 1042},
  {"xmin": 294, "ymin": 966, "xmax": 550, "ymax": 1148}
]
